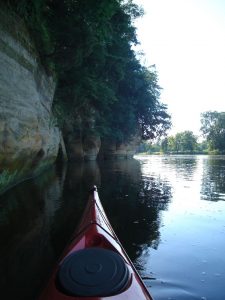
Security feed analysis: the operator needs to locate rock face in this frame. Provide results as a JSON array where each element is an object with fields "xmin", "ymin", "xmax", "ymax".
[
  {"xmin": 0, "ymin": 5, "xmax": 61, "ymax": 176},
  {"xmin": 83, "ymin": 135, "xmax": 101, "ymax": 161},
  {"xmin": 65, "ymin": 134, "xmax": 101, "ymax": 161},
  {"xmin": 0, "ymin": 3, "xmax": 138, "ymax": 192},
  {"xmin": 100, "ymin": 137, "xmax": 140, "ymax": 160},
  {"xmin": 64, "ymin": 111, "xmax": 101, "ymax": 161}
]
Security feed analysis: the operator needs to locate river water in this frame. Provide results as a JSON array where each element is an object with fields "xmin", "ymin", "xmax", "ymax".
[{"xmin": 0, "ymin": 155, "xmax": 225, "ymax": 300}]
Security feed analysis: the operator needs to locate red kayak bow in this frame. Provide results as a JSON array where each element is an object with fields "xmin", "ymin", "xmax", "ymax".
[{"xmin": 39, "ymin": 186, "xmax": 153, "ymax": 300}]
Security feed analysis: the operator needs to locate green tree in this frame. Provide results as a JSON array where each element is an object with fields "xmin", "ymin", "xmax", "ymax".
[
  {"xmin": 8, "ymin": 0, "xmax": 171, "ymax": 148},
  {"xmin": 168, "ymin": 136, "xmax": 177, "ymax": 153},
  {"xmin": 161, "ymin": 137, "xmax": 168, "ymax": 153},
  {"xmin": 174, "ymin": 132, "xmax": 182, "ymax": 152},
  {"xmin": 196, "ymin": 140, "xmax": 208, "ymax": 153},
  {"xmin": 161, "ymin": 131, "xmax": 197, "ymax": 153},
  {"xmin": 103, "ymin": 64, "xmax": 171, "ymax": 142},
  {"xmin": 177, "ymin": 131, "xmax": 197, "ymax": 153},
  {"xmin": 200, "ymin": 111, "xmax": 225, "ymax": 153}
]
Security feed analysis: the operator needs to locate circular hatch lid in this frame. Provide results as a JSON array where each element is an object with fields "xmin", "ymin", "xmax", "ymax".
[{"xmin": 57, "ymin": 247, "xmax": 130, "ymax": 297}]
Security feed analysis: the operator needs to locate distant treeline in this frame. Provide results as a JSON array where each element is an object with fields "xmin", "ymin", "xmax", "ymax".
[
  {"xmin": 138, "ymin": 111, "xmax": 225, "ymax": 155},
  {"xmin": 5, "ymin": 0, "xmax": 171, "ymax": 144}
]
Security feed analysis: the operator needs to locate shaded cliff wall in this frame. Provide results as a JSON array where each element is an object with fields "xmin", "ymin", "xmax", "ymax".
[
  {"xmin": 99, "ymin": 137, "xmax": 140, "ymax": 160},
  {"xmin": 65, "ymin": 133, "xmax": 138, "ymax": 161},
  {"xmin": 0, "ymin": 5, "xmax": 62, "ymax": 190},
  {"xmin": 65, "ymin": 132, "xmax": 101, "ymax": 161},
  {"xmin": 0, "ymin": 2, "xmax": 139, "ymax": 183}
]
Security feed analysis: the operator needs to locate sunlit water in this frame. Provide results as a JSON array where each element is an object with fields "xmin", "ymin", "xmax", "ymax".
[
  {"xmin": 135, "ymin": 155, "xmax": 225, "ymax": 300},
  {"xmin": 0, "ymin": 155, "xmax": 225, "ymax": 299}
]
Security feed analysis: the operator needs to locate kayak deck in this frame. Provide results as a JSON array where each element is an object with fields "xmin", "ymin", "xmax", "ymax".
[{"xmin": 39, "ymin": 186, "xmax": 153, "ymax": 300}]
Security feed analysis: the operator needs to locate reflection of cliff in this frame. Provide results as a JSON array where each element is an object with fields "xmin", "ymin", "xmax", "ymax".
[
  {"xmin": 98, "ymin": 159, "xmax": 172, "ymax": 261},
  {"xmin": 0, "ymin": 165, "xmax": 66, "ymax": 300},
  {"xmin": 0, "ymin": 159, "xmax": 171, "ymax": 299},
  {"xmin": 65, "ymin": 161, "xmax": 101, "ymax": 190},
  {"xmin": 49, "ymin": 161, "xmax": 102, "ymax": 254},
  {"xmin": 201, "ymin": 157, "xmax": 225, "ymax": 201}
]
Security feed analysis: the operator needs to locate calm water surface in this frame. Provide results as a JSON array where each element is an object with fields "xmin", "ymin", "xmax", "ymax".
[{"xmin": 0, "ymin": 155, "xmax": 225, "ymax": 300}]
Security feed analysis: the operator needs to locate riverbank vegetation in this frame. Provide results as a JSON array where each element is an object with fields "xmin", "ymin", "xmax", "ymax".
[
  {"xmin": 138, "ymin": 131, "xmax": 206, "ymax": 155},
  {"xmin": 200, "ymin": 111, "xmax": 225, "ymax": 154},
  {"xmin": 4, "ymin": 0, "xmax": 171, "ymax": 145},
  {"xmin": 138, "ymin": 111, "xmax": 225, "ymax": 155}
]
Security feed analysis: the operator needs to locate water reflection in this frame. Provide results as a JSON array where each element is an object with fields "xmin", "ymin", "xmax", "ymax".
[
  {"xmin": 98, "ymin": 160, "xmax": 172, "ymax": 261},
  {"xmin": 136, "ymin": 155, "xmax": 225, "ymax": 300},
  {"xmin": 201, "ymin": 156, "xmax": 225, "ymax": 201},
  {"xmin": 2, "ymin": 156, "xmax": 225, "ymax": 300},
  {"xmin": 0, "ymin": 165, "xmax": 66, "ymax": 300},
  {"xmin": 0, "ymin": 159, "xmax": 172, "ymax": 300},
  {"xmin": 162, "ymin": 155, "xmax": 198, "ymax": 180}
]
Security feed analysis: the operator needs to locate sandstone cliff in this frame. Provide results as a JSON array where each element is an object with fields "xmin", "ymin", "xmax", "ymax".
[
  {"xmin": 0, "ymin": 4, "xmax": 139, "ymax": 194},
  {"xmin": 0, "ymin": 5, "xmax": 62, "ymax": 192},
  {"xmin": 99, "ymin": 137, "xmax": 140, "ymax": 160}
]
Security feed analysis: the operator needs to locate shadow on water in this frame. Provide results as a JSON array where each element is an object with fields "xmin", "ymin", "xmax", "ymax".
[
  {"xmin": 0, "ymin": 159, "xmax": 172, "ymax": 300},
  {"xmin": 0, "ymin": 165, "xmax": 66, "ymax": 300},
  {"xmin": 201, "ymin": 156, "xmax": 225, "ymax": 201}
]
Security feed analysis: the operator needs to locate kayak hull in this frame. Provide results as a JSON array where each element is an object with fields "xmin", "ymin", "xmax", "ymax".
[{"xmin": 39, "ymin": 187, "xmax": 153, "ymax": 300}]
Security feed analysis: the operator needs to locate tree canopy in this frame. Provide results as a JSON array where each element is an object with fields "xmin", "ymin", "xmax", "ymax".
[
  {"xmin": 6, "ymin": 0, "xmax": 171, "ymax": 144},
  {"xmin": 138, "ymin": 131, "xmax": 199, "ymax": 154},
  {"xmin": 201, "ymin": 111, "xmax": 225, "ymax": 153},
  {"xmin": 160, "ymin": 131, "xmax": 198, "ymax": 154}
]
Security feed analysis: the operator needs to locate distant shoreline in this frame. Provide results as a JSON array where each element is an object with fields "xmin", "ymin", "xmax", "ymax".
[{"xmin": 135, "ymin": 152, "xmax": 225, "ymax": 156}]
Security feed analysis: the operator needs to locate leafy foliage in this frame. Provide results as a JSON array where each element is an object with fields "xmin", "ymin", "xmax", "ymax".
[
  {"xmin": 139, "ymin": 130, "xmax": 199, "ymax": 154},
  {"xmin": 201, "ymin": 111, "xmax": 225, "ymax": 153},
  {"xmin": 158, "ymin": 131, "xmax": 198, "ymax": 154},
  {"xmin": 6, "ymin": 0, "xmax": 171, "ymax": 145}
]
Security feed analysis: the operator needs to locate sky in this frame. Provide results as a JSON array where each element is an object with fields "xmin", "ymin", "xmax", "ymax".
[{"xmin": 133, "ymin": 0, "xmax": 225, "ymax": 137}]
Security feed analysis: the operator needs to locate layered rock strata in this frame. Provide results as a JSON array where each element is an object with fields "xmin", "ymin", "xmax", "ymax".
[{"xmin": 0, "ymin": 5, "xmax": 62, "ymax": 186}]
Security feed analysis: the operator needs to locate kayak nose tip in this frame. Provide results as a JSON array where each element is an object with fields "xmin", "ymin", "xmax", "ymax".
[{"xmin": 89, "ymin": 185, "xmax": 97, "ymax": 192}]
